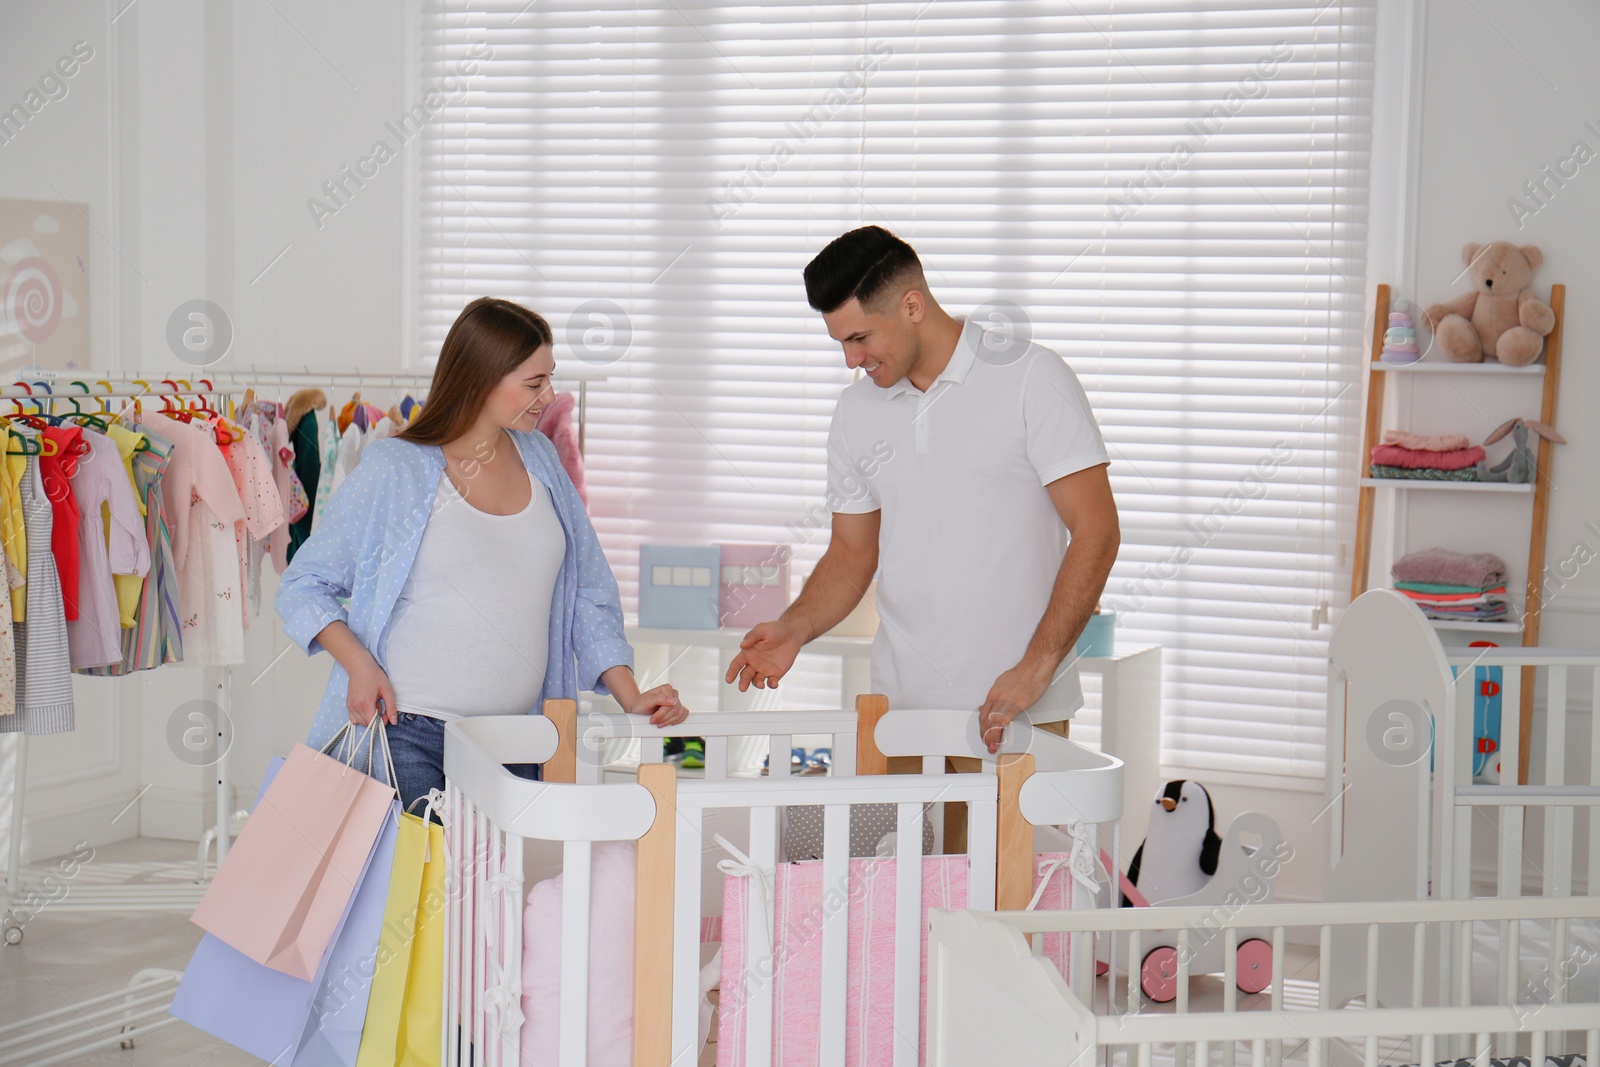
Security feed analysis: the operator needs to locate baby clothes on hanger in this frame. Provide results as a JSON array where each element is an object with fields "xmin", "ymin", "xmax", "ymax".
[
  {"xmin": 79, "ymin": 424, "xmax": 183, "ymax": 675},
  {"xmin": 263, "ymin": 408, "xmax": 307, "ymax": 575},
  {"xmin": 220, "ymin": 419, "xmax": 285, "ymax": 629},
  {"xmin": 104, "ymin": 424, "xmax": 149, "ymax": 624},
  {"xmin": 64, "ymin": 431, "xmax": 150, "ymax": 670},
  {"xmin": 0, "ymin": 433, "xmax": 19, "ymax": 715},
  {"xmin": 313, "ymin": 404, "xmax": 339, "ymax": 529},
  {"xmin": 143, "ymin": 411, "xmax": 247, "ymax": 666},
  {"xmin": 284, "ymin": 388, "xmax": 327, "ymax": 563},
  {"xmin": 39, "ymin": 425, "xmax": 83, "ymax": 621},
  {"xmin": 2, "ymin": 430, "xmax": 75, "ymax": 735},
  {"xmin": 1, "ymin": 442, "xmax": 25, "ymax": 620}
]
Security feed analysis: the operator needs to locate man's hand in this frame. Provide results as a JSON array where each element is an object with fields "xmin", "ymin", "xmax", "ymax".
[
  {"xmin": 724, "ymin": 619, "xmax": 807, "ymax": 692},
  {"xmin": 977, "ymin": 657, "xmax": 1056, "ymax": 754}
]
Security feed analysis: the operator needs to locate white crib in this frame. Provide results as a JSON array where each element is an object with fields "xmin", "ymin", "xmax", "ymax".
[
  {"xmin": 929, "ymin": 895, "xmax": 1600, "ymax": 1067},
  {"xmin": 440, "ymin": 695, "xmax": 1124, "ymax": 1067},
  {"xmin": 1326, "ymin": 590, "xmax": 1600, "ymax": 907}
]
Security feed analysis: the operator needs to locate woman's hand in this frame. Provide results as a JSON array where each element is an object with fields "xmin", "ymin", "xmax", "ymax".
[
  {"xmin": 625, "ymin": 683, "xmax": 689, "ymax": 728},
  {"xmin": 599, "ymin": 665, "xmax": 689, "ymax": 727},
  {"xmin": 346, "ymin": 657, "xmax": 398, "ymax": 726}
]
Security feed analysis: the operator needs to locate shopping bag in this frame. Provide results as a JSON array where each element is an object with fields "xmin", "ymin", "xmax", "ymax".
[
  {"xmin": 298, "ymin": 722, "xmax": 405, "ymax": 1065},
  {"xmin": 172, "ymin": 754, "xmax": 399, "ymax": 1066},
  {"xmin": 354, "ymin": 807, "xmax": 432, "ymax": 1067},
  {"xmin": 395, "ymin": 816, "xmax": 448, "ymax": 1067},
  {"xmin": 190, "ymin": 724, "xmax": 396, "ymax": 980}
]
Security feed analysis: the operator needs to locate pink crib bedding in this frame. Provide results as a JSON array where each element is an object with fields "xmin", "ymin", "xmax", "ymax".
[{"xmin": 717, "ymin": 852, "xmax": 1080, "ymax": 1066}]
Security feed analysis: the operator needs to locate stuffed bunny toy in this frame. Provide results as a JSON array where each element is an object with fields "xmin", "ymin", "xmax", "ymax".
[{"xmin": 1476, "ymin": 417, "xmax": 1565, "ymax": 484}]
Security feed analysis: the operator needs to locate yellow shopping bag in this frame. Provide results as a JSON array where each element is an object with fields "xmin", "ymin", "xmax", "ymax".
[
  {"xmin": 395, "ymin": 818, "xmax": 446, "ymax": 1067},
  {"xmin": 354, "ymin": 810, "xmax": 440, "ymax": 1067}
]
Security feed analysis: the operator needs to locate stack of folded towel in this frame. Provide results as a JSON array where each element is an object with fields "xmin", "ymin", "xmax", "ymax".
[
  {"xmin": 1369, "ymin": 430, "xmax": 1486, "ymax": 482},
  {"xmin": 1391, "ymin": 549, "xmax": 1511, "ymax": 621}
]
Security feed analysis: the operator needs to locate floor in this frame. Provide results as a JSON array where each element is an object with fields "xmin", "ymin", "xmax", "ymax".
[{"xmin": 1, "ymin": 837, "xmax": 1330, "ymax": 1067}]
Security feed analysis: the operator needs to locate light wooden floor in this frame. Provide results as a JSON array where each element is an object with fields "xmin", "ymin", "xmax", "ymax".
[{"xmin": 1, "ymin": 836, "xmax": 1323, "ymax": 1066}]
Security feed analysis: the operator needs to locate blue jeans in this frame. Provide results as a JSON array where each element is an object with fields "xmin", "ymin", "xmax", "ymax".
[{"xmin": 380, "ymin": 712, "xmax": 541, "ymax": 819}]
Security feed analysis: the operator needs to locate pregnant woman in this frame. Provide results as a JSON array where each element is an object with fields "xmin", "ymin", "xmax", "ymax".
[{"xmin": 277, "ymin": 297, "xmax": 687, "ymax": 809}]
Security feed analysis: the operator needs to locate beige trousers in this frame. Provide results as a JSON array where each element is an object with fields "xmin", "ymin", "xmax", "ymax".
[{"xmin": 884, "ymin": 718, "xmax": 1070, "ymax": 854}]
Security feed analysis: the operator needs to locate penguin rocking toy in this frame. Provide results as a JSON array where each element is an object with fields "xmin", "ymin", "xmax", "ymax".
[{"xmin": 1123, "ymin": 779, "xmax": 1223, "ymax": 906}]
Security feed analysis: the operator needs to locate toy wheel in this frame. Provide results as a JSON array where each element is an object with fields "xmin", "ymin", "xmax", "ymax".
[
  {"xmin": 4, "ymin": 924, "xmax": 21, "ymax": 946},
  {"xmin": 1140, "ymin": 946, "xmax": 1180, "ymax": 1003},
  {"xmin": 1236, "ymin": 938, "xmax": 1272, "ymax": 994}
]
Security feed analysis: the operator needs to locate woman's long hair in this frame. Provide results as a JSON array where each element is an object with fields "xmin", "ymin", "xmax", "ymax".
[{"xmin": 397, "ymin": 297, "xmax": 553, "ymax": 447}]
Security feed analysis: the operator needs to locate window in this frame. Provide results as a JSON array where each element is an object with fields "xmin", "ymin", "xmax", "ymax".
[{"xmin": 420, "ymin": 0, "xmax": 1377, "ymax": 779}]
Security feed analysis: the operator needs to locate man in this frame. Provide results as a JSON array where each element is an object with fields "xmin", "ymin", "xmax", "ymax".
[{"xmin": 726, "ymin": 226, "xmax": 1119, "ymax": 844}]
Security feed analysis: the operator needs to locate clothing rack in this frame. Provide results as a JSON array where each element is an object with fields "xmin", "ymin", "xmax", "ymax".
[{"xmin": 2, "ymin": 382, "xmax": 254, "ymax": 948}]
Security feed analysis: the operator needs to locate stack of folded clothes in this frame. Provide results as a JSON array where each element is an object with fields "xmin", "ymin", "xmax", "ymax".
[
  {"xmin": 1391, "ymin": 548, "xmax": 1511, "ymax": 622},
  {"xmin": 1369, "ymin": 430, "xmax": 1486, "ymax": 482}
]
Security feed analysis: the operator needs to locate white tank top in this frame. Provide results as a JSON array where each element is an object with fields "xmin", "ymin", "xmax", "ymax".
[{"xmin": 383, "ymin": 468, "xmax": 565, "ymax": 719}]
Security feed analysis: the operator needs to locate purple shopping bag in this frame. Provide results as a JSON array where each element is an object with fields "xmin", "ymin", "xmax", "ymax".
[{"xmin": 171, "ymin": 756, "xmax": 400, "ymax": 1066}]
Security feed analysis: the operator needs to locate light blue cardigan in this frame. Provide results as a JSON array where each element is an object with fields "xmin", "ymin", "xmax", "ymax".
[{"xmin": 276, "ymin": 429, "xmax": 633, "ymax": 751}]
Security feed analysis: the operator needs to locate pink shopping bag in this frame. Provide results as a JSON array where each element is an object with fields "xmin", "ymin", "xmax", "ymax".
[{"xmin": 190, "ymin": 726, "xmax": 397, "ymax": 981}]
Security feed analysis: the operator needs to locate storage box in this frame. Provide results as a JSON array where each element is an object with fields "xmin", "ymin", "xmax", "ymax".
[
  {"xmin": 1074, "ymin": 611, "xmax": 1115, "ymax": 658},
  {"xmin": 718, "ymin": 543, "xmax": 790, "ymax": 628},
  {"xmin": 638, "ymin": 544, "xmax": 721, "ymax": 629}
]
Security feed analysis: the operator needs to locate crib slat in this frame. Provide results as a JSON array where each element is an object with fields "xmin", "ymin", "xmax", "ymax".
[
  {"xmin": 444, "ymin": 784, "xmax": 461, "ymax": 1067},
  {"xmin": 819, "ymin": 802, "xmax": 851, "ymax": 1065},
  {"xmin": 893, "ymin": 801, "xmax": 923, "ymax": 1067},
  {"xmin": 502, "ymin": 833, "xmax": 524, "ymax": 1067},
  {"xmin": 642, "ymin": 736, "xmax": 665, "ymax": 764},
  {"xmin": 1550, "ymin": 806, "xmax": 1575, "ymax": 896},
  {"xmin": 1592, "ymin": 668, "xmax": 1600, "ymax": 895},
  {"xmin": 705, "ymin": 735, "xmax": 729, "ymax": 781},
  {"xmin": 1270, "ymin": 926, "xmax": 1285, "ymax": 1067},
  {"xmin": 769, "ymin": 735, "xmax": 791, "ymax": 779},
  {"xmin": 1543, "ymin": 668, "xmax": 1569, "ymax": 892},
  {"xmin": 1501, "ymin": 667, "xmax": 1522, "ymax": 789},
  {"xmin": 1498, "ymin": 806, "xmax": 1526, "ymax": 898},
  {"xmin": 966, "ymin": 797, "xmax": 997, "ymax": 910},
  {"xmin": 744, "ymin": 807, "xmax": 778, "ymax": 1067},
  {"xmin": 558, "ymin": 839, "xmax": 591, "ymax": 1067},
  {"xmin": 672, "ymin": 804, "xmax": 703, "ymax": 1064},
  {"xmin": 474, "ymin": 806, "xmax": 488, "ymax": 1066},
  {"xmin": 1499, "ymin": 918, "xmax": 1519, "ymax": 1053},
  {"xmin": 634, "ymin": 765, "xmax": 676, "ymax": 1067},
  {"xmin": 832, "ymin": 731, "xmax": 857, "ymax": 776},
  {"xmin": 490, "ymin": 826, "xmax": 508, "ymax": 1067}
]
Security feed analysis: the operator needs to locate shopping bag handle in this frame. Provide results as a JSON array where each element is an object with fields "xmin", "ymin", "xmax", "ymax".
[{"xmin": 320, "ymin": 719, "xmax": 398, "ymax": 795}]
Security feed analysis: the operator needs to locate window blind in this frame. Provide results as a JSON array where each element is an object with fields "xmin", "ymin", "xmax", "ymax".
[{"xmin": 418, "ymin": 0, "xmax": 1376, "ymax": 780}]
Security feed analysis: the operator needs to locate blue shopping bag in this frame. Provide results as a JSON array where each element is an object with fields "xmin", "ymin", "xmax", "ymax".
[{"xmin": 171, "ymin": 755, "xmax": 400, "ymax": 1066}]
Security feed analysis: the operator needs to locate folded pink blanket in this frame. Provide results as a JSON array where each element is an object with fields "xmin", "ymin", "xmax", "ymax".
[
  {"xmin": 718, "ymin": 853, "xmax": 1079, "ymax": 1065},
  {"xmin": 1382, "ymin": 430, "xmax": 1472, "ymax": 452},
  {"xmin": 1371, "ymin": 443, "xmax": 1486, "ymax": 470},
  {"xmin": 1392, "ymin": 549, "xmax": 1508, "ymax": 589}
]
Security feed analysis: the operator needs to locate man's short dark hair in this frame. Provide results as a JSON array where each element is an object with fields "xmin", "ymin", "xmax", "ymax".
[{"xmin": 803, "ymin": 226, "xmax": 924, "ymax": 313}]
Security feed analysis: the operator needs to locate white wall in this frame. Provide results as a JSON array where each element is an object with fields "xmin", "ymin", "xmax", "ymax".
[{"xmin": 0, "ymin": 0, "xmax": 414, "ymax": 867}]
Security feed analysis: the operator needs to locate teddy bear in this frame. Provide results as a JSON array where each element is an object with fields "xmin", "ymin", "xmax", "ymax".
[{"xmin": 1423, "ymin": 242, "xmax": 1555, "ymax": 366}]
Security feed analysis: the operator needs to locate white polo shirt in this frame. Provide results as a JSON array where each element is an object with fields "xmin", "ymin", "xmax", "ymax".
[{"xmin": 826, "ymin": 317, "xmax": 1110, "ymax": 723}]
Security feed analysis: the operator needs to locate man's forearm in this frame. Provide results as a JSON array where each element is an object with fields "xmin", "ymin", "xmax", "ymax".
[
  {"xmin": 780, "ymin": 548, "xmax": 874, "ymax": 644},
  {"xmin": 1022, "ymin": 529, "xmax": 1119, "ymax": 674}
]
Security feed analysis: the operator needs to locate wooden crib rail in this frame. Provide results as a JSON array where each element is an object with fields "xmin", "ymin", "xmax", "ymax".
[{"xmin": 634, "ymin": 762, "xmax": 676, "ymax": 1067}]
